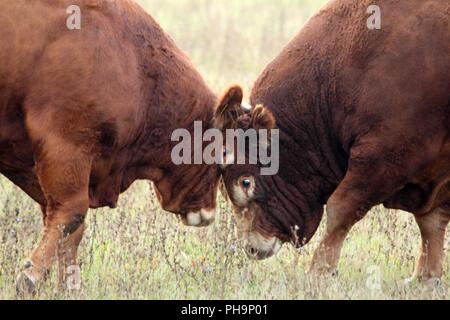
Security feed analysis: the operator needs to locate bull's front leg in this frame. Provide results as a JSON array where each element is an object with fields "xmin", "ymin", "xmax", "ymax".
[
  {"xmin": 308, "ymin": 193, "xmax": 367, "ymax": 276},
  {"xmin": 308, "ymin": 143, "xmax": 408, "ymax": 277},
  {"xmin": 413, "ymin": 207, "xmax": 449, "ymax": 284},
  {"xmin": 16, "ymin": 213, "xmax": 87, "ymax": 295},
  {"xmin": 16, "ymin": 141, "xmax": 91, "ymax": 296}
]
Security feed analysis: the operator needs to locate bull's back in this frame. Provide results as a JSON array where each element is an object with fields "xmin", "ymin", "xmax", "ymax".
[
  {"xmin": 0, "ymin": 1, "xmax": 67, "ymax": 95},
  {"xmin": 334, "ymin": 0, "xmax": 450, "ymax": 127},
  {"xmin": 252, "ymin": 0, "xmax": 450, "ymax": 142}
]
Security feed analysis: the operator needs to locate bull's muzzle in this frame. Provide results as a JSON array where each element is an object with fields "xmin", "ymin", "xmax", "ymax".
[
  {"xmin": 244, "ymin": 233, "xmax": 282, "ymax": 260},
  {"xmin": 182, "ymin": 208, "xmax": 216, "ymax": 227}
]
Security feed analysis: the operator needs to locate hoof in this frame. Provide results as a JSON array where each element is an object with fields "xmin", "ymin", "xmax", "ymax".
[
  {"xmin": 423, "ymin": 277, "xmax": 441, "ymax": 287},
  {"xmin": 16, "ymin": 271, "xmax": 37, "ymax": 297},
  {"xmin": 404, "ymin": 276, "xmax": 442, "ymax": 290}
]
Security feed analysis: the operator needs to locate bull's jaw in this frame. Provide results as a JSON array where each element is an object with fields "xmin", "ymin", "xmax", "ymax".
[{"xmin": 182, "ymin": 208, "xmax": 216, "ymax": 227}]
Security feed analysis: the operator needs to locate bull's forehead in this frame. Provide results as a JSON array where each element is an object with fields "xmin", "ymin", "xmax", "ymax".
[
  {"xmin": 156, "ymin": 162, "xmax": 220, "ymax": 213},
  {"xmin": 226, "ymin": 176, "xmax": 302, "ymax": 240},
  {"xmin": 222, "ymin": 164, "xmax": 258, "ymax": 182}
]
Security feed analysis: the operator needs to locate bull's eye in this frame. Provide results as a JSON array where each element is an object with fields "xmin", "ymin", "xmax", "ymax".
[
  {"xmin": 223, "ymin": 148, "xmax": 227, "ymax": 157},
  {"xmin": 242, "ymin": 179, "xmax": 252, "ymax": 189},
  {"xmin": 233, "ymin": 177, "xmax": 255, "ymax": 206}
]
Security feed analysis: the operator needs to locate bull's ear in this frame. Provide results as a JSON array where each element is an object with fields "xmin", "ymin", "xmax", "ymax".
[
  {"xmin": 214, "ymin": 85, "xmax": 244, "ymax": 129},
  {"xmin": 251, "ymin": 105, "xmax": 276, "ymax": 130}
]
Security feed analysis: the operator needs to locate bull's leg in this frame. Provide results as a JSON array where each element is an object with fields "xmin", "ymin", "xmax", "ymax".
[
  {"xmin": 308, "ymin": 196, "xmax": 365, "ymax": 275},
  {"xmin": 413, "ymin": 208, "xmax": 449, "ymax": 283},
  {"xmin": 308, "ymin": 142, "xmax": 409, "ymax": 276},
  {"xmin": 16, "ymin": 143, "xmax": 91, "ymax": 295},
  {"xmin": 56, "ymin": 220, "xmax": 86, "ymax": 288}
]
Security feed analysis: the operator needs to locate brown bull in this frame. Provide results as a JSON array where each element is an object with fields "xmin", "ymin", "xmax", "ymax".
[
  {"xmin": 217, "ymin": 0, "xmax": 450, "ymax": 283},
  {"xmin": 0, "ymin": 0, "xmax": 220, "ymax": 294}
]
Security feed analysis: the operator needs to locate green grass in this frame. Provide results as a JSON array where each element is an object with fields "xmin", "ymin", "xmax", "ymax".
[{"xmin": 0, "ymin": 0, "xmax": 448, "ymax": 300}]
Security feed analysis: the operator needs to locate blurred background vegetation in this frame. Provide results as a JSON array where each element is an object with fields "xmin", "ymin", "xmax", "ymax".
[
  {"xmin": 0, "ymin": 0, "xmax": 448, "ymax": 299},
  {"xmin": 138, "ymin": 0, "xmax": 325, "ymax": 94}
]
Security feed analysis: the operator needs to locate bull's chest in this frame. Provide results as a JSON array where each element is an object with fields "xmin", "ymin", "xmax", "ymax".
[
  {"xmin": 0, "ymin": 139, "xmax": 44, "ymax": 204},
  {"xmin": 88, "ymin": 156, "xmax": 142, "ymax": 209}
]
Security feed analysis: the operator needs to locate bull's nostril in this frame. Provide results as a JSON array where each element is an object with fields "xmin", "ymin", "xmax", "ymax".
[{"xmin": 249, "ymin": 247, "xmax": 258, "ymax": 256}]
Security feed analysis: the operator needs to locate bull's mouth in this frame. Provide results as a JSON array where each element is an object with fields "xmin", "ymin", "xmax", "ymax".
[
  {"xmin": 244, "ymin": 234, "xmax": 283, "ymax": 260},
  {"xmin": 180, "ymin": 208, "xmax": 217, "ymax": 227}
]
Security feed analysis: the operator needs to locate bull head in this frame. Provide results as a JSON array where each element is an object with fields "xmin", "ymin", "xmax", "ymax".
[
  {"xmin": 214, "ymin": 86, "xmax": 323, "ymax": 260},
  {"xmin": 214, "ymin": 86, "xmax": 282, "ymax": 259}
]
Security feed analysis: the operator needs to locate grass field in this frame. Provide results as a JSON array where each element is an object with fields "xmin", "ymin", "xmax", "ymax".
[{"xmin": 0, "ymin": 0, "xmax": 448, "ymax": 300}]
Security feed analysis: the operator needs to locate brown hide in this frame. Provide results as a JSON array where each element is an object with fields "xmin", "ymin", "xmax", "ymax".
[
  {"xmin": 0, "ymin": 0, "xmax": 219, "ymax": 215},
  {"xmin": 221, "ymin": 0, "xmax": 450, "ymax": 244}
]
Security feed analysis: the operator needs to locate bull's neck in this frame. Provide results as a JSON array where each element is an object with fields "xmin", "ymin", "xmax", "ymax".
[
  {"xmin": 126, "ymin": 19, "xmax": 216, "ymax": 166},
  {"xmin": 271, "ymin": 91, "xmax": 347, "ymax": 243},
  {"xmin": 253, "ymin": 79, "xmax": 347, "ymax": 213},
  {"xmin": 278, "ymin": 101, "xmax": 346, "ymax": 209}
]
